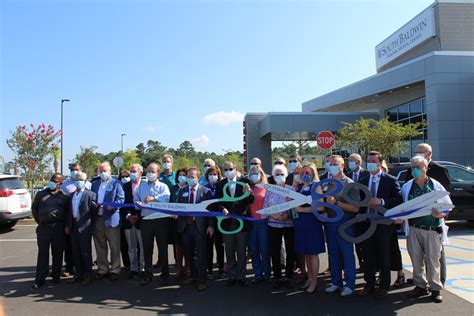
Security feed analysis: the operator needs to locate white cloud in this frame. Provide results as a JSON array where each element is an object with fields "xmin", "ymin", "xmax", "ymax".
[
  {"xmin": 203, "ymin": 111, "xmax": 244, "ymax": 126},
  {"xmin": 143, "ymin": 126, "xmax": 158, "ymax": 132},
  {"xmin": 191, "ymin": 134, "xmax": 210, "ymax": 148}
]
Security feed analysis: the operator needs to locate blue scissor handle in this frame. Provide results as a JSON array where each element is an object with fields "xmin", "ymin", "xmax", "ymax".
[{"xmin": 309, "ymin": 179, "xmax": 345, "ymax": 223}]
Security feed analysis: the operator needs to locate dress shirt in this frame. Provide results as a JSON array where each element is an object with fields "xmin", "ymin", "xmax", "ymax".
[
  {"xmin": 134, "ymin": 180, "xmax": 171, "ymax": 217},
  {"xmin": 72, "ymin": 189, "xmax": 84, "ymax": 219}
]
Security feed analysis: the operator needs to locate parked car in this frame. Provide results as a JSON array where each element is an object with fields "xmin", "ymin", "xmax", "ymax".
[
  {"xmin": 388, "ymin": 161, "xmax": 474, "ymax": 222},
  {"xmin": 0, "ymin": 175, "xmax": 32, "ymax": 228}
]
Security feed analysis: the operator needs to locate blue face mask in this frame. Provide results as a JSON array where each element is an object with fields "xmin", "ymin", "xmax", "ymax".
[
  {"xmin": 348, "ymin": 161, "xmax": 357, "ymax": 171},
  {"xmin": 162, "ymin": 162, "xmax": 172, "ymax": 170},
  {"xmin": 70, "ymin": 171, "xmax": 78, "ymax": 180},
  {"xmin": 325, "ymin": 162, "xmax": 331, "ymax": 171},
  {"xmin": 178, "ymin": 175, "xmax": 187, "ymax": 184},
  {"xmin": 289, "ymin": 162, "xmax": 298, "ymax": 170},
  {"xmin": 130, "ymin": 172, "xmax": 138, "ymax": 181},
  {"xmin": 367, "ymin": 163, "xmax": 378, "ymax": 173},
  {"xmin": 100, "ymin": 172, "xmax": 110, "ymax": 181},
  {"xmin": 48, "ymin": 181, "xmax": 58, "ymax": 190},
  {"xmin": 329, "ymin": 165, "xmax": 340, "ymax": 176},
  {"xmin": 412, "ymin": 167, "xmax": 422, "ymax": 178},
  {"xmin": 187, "ymin": 177, "xmax": 197, "ymax": 187},
  {"xmin": 75, "ymin": 180, "xmax": 85, "ymax": 190},
  {"xmin": 249, "ymin": 174, "xmax": 260, "ymax": 184},
  {"xmin": 147, "ymin": 172, "xmax": 157, "ymax": 182},
  {"xmin": 302, "ymin": 174, "xmax": 312, "ymax": 183}
]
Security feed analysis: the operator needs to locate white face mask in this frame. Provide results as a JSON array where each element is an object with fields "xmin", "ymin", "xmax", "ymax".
[
  {"xmin": 208, "ymin": 175, "xmax": 218, "ymax": 184},
  {"xmin": 162, "ymin": 162, "xmax": 172, "ymax": 170},
  {"xmin": 147, "ymin": 172, "xmax": 158, "ymax": 182},
  {"xmin": 274, "ymin": 175, "xmax": 286, "ymax": 185},
  {"xmin": 225, "ymin": 170, "xmax": 235, "ymax": 179}
]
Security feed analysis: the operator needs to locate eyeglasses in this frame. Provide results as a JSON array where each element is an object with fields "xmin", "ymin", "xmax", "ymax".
[
  {"xmin": 224, "ymin": 168, "xmax": 234, "ymax": 171},
  {"xmin": 289, "ymin": 160, "xmax": 298, "ymax": 163},
  {"xmin": 204, "ymin": 164, "xmax": 211, "ymax": 167},
  {"xmin": 275, "ymin": 173, "xmax": 285, "ymax": 176},
  {"xmin": 274, "ymin": 162, "xmax": 284, "ymax": 165},
  {"xmin": 250, "ymin": 163, "xmax": 259, "ymax": 166}
]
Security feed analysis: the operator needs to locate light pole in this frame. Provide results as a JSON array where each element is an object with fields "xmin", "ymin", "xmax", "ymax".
[
  {"xmin": 60, "ymin": 99, "xmax": 70, "ymax": 174},
  {"xmin": 120, "ymin": 133, "xmax": 126, "ymax": 174}
]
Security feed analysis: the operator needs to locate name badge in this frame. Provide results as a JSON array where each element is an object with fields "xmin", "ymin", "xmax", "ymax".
[
  {"xmin": 183, "ymin": 192, "xmax": 189, "ymax": 197},
  {"xmin": 303, "ymin": 187, "xmax": 310, "ymax": 192}
]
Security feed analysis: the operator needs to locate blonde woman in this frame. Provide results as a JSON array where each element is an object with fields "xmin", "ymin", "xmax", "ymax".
[
  {"xmin": 247, "ymin": 165, "xmax": 271, "ymax": 283},
  {"xmin": 294, "ymin": 163, "xmax": 325, "ymax": 294}
]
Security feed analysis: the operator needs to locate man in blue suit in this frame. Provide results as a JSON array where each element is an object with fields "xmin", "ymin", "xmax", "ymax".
[
  {"xmin": 356, "ymin": 151, "xmax": 402, "ymax": 300},
  {"xmin": 91, "ymin": 162, "xmax": 125, "ymax": 281},
  {"xmin": 177, "ymin": 167, "xmax": 215, "ymax": 291},
  {"xmin": 66, "ymin": 172, "xmax": 97, "ymax": 285}
]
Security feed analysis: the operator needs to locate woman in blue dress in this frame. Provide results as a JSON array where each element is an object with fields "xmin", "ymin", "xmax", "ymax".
[{"xmin": 294, "ymin": 162, "xmax": 325, "ymax": 294}]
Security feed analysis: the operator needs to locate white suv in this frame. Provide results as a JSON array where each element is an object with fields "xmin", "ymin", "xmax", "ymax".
[{"xmin": 0, "ymin": 175, "xmax": 32, "ymax": 228}]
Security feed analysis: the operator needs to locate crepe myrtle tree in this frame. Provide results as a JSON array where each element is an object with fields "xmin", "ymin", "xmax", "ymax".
[{"xmin": 6, "ymin": 123, "xmax": 61, "ymax": 188}]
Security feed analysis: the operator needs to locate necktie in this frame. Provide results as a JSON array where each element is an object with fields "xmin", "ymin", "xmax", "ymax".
[
  {"xmin": 187, "ymin": 188, "xmax": 195, "ymax": 224},
  {"xmin": 353, "ymin": 172, "xmax": 358, "ymax": 182},
  {"xmin": 370, "ymin": 176, "xmax": 377, "ymax": 198}
]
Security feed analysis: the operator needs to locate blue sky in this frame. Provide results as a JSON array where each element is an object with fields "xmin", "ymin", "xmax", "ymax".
[{"xmin": 1, "ymin": 0, "xmax": 433, "ymax": 171}]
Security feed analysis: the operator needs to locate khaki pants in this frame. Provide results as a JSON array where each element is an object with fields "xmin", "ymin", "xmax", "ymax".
[
  {"xmin": 407, "ymin": 226, "xmax": 443, "ymax": 291},
  {"xmin": 93, "ymin": 217, "xmax": 121, "ymax": 274}
]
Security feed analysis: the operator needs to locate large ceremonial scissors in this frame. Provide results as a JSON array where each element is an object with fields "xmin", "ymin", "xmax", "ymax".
[
  {"xmin": 141, "ymin": 181, "xmax": 251, "ymax": 234},
  {"xmin": 256, "ymin": 178, "xmax": 345, "ymax": 223}
]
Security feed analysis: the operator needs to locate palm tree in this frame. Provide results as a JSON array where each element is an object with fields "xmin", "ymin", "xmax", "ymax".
[{"xmin": 51, "ymin": 145, "xmax": 60, "ymax": 174}]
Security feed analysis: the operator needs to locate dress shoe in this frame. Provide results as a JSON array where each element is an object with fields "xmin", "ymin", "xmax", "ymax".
[
  {"xmin": 239, "ymin": 279, "xmax": 249, "ymax": 287},
  {"xmin": 375, "ymin": 288, "xmax": 388, "ymax": 300},
  {"xmin": 226, "ymin": 279, "xmax": 236, "ymax": 287},
  {"xmin": 94, "ymin": 273, "xmax": 109, "ymax": 280},
  {"xmin": 431, "ymin": 291, "xmax": 443, "ymax": 303},
  {"xmin": 197, "ymin": 283, "xmax": 207, "ymax": 291},
  {"xmin": 183, "ymin": 277, "xmax": 196, "ymax": 285},
  {"xmin": 67, "ymin": 276, "xmax": 82, "ymax": 284},
  {"xmin": 140, "ymin": 276, "xmax": 152, "ymax": 286},
  {"xmin": 408, "ymin": 286, "xmax": 429, "ymax": 298},
  {"xmin": 31, "ymin": 281, "xmax": 44, "ymax": 290},
  {"xmin": 128, "ymin": 271, "xmax": 138, "ymax": 279},
  {"xmin": 357, "ymin": 286, "xmax": 375, "ymax": 297},
  {"xmin": 160, "ymin": 275, "xmax": 169, "ymax": 285},
  {"xmin": 109, "ymin": 273, "xmax": 119, "ymax": 281},
  {"xmin": 81, "ymin": 277, "xmax": 92, "ymax": 286},
  {"xmin": 393, "ymin": 274, "xmax": 405, "ymax": 288}
]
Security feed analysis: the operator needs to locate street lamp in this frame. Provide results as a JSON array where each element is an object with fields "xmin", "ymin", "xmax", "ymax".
[
  {"xmin": 60, "ymin": 98, "xmax": 70, "ymax": 174},
  {"xmin": 120, "ymin": 133, "xmax": 126, "ymax": 174}
]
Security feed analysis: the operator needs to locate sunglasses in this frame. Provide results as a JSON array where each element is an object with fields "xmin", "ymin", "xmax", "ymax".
[
  {"xmin": 204, "ymin": 164, "xmax": 211, "ymax": 167},
  {"xmin": 250, "ymin": 163, "xmax": 259, "ymax": 166},
  {"xmin": 300, "ymin": 172, "xmax": 312, "ymax": 176},
  {"xmin": 224, "ymin": 168, "xmax": 234, "ymax": 171},
  {"xmin": 274, "ymin": 162, "xmax": 284, "ymax": 165},
  {"xmin": 289, "ymin": 160, "xmax": 298, "ymax": 163}
]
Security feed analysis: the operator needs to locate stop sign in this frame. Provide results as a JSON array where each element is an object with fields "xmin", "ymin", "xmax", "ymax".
[{"xmin": 316, "ymin": 131, "xmax": 335, "ymax": 150}]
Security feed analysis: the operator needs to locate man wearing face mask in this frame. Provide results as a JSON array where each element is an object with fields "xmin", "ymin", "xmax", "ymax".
[
  {"xmin": 356, "ymin": 151, "xmax": 402, "ymax": 300},
  {"xmin": 199, "ymin": 158, "xmax": 216, "ymax": 186},
  {"xmin": 215, "ymin": 161, "xmax": 254, "ymax": 287},
  {"xmin": 31, "ymin": 173, "xmax": 69, "ymax": 289},
  {"xmin": 320, "ymin": 155, "xmax": 332, "ymax": 180},
  {"xmin": 346, "ymin": 153, "xmax": 369, "ymax": 183},
  {"xmin": 177, "ymin": 167, "xmax": 215, "ymax": 291},
  {"xmin": 323, "ymin": 155, "xmax": 360, "ymax": 297},
  {"xmin": 120, "ymin": 164, "xmax": 146, "ymax": 279},
  {"xmin": 91, "ymin": 162, "xmax": 125, "ymax": 282},
  {"xmin": 287, "ymin": 154, "xmax": 301, "ymax": 185},
  {"xmin": 134, "ymin": 162, "xmax": 171, "ymax": 285},
  {"xmin": 65, "ymin": 172, "xmax": 97, "ymax": 286},
  {"xmin": 158, "ymin": 155, "xmax": 176, "ymax": 269},
  {"xmin": 400, "ymin": 156, "xmax": 451, "ymax": 303}
]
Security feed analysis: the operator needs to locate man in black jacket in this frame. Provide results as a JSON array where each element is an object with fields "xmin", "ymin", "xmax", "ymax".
[
  {"xmin": 31, "ymin": 173, "xmax": 69, "ymax": 289},
  {"xmin": 404, "ymin": 143, "xmax": 451, "ymax": 285},
  {"xmin": 356, "ymin": 151, "xmax": 403, "ymax": 300},
  {"xmin": 214, "ymin": 161, "xmax": 254, "ymax": 287}
]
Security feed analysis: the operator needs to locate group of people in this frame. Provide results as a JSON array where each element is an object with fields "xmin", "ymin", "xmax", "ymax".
[{"xmin": 31, "ymin": 143, "xmax": 452, "ymax": 303}]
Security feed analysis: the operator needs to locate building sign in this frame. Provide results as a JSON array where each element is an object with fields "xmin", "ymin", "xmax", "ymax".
[{"xmin": 375, "ymin": 7, "xmax": 436, "ymax": 69}]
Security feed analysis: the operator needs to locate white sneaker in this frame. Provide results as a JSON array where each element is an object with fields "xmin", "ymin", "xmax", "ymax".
[
  {"xmin": 340, "ymin": 286, "xmax": 353, "ymax": 297},
  {"xmin": 325, "ymin": 284, "xmax": 340, "ymax": 293}
]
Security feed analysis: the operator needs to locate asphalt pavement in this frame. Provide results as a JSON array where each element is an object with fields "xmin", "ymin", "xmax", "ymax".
[{"xmin": 0, "ymin": 220, "xmax": 473, "ymax": 316}]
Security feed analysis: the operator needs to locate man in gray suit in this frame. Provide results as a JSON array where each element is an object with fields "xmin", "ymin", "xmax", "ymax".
[{"xmin": 177, "ymin": 167, "xmax": 215, "ymax": 291}]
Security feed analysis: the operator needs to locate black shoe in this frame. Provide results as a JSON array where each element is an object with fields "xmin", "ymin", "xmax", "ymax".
[
  {"xmin": 140, "ymin": 276, "xmax": 152, "ymax": 286},
  {"xmin": 128, "ymin": 271, "xmax": 138, "ymax": 279},
  {"xmin": 52, "ymin": 277, "xmax": 61, "ymax": 284},
  {"xmin": 432, "ymin": 291, "xmax": 443, "ymax": 303},
  {"xmin": 226, "ymin": 279, "xmax": 236, "ymax": 287},
  {"xmin": 393, "ymin": 274, "xmax": 405, "ymax": 288},
  {"xmin": 160, "ymin": 275, "xmax": 169, "ymax": 285},
  {"xmin": 218, "ymin": 271, "xmax": 225, "ymax": 279},
  {"xmin": 207, "ymin": 272, "xmax": 215, "ymax": 280},
  {"xmin": 31, "ymin": 281, "xmax": 44, "ymax": 290},
  {"xmin": 252, "ymin": 278, "xmax": 264, "ymax": 285},
  {"xmin": 408, "ymin": 286, "xmax": 430, "ymax": 298},
  {"xmin": 239, "ymin": 279, "xmax": 248, "ymax": 287}
]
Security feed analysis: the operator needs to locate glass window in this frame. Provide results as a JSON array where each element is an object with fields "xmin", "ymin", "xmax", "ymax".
[
  {"xmin": 0, "ymin": 178, "xmax": 25, "ymax": 190},
  {"xmin": 410, "ymin": 115, "xmax": 423, "ymax": 125},
  {"xmin": 445, "ymin": 166, "xmax": 474, "ymax": 182},
  {"xmin": 398, "ymin": 104, "xmax": 409, "ymax": 121},
  {"xmin": 410, "ymin": 100, "xmax": 423, "ymax": 116},
  {"xmin": 386, "ymin": 110, "xmax": 398, "ymax": 122}
]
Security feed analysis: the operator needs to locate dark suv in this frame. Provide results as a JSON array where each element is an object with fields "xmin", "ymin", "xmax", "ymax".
[{"xmin": 388, "ymin": 161, "xmax": 474, "ymax": 222}]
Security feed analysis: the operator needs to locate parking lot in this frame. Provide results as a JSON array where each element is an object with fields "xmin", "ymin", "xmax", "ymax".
[{"xmin": 0, "ymin": 219, "xmax": 472, "ymax": 315}]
